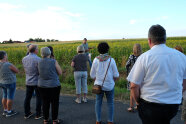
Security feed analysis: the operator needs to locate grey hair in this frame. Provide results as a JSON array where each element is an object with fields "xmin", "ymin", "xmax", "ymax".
[
  {"xmin": 41, "ymin": 47, "xmax": 51, "ymax": 58},
  {"xmin": 29, "ymin": 44, "xmax": 38, "ymax": 53}
]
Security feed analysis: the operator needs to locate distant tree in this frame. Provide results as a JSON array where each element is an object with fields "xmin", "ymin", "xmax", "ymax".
[
  {"xmin": 26, "ymin": 38, "xmax": 56, "ymax": 42},
  {"xmin": 9, "ymin": 38, "xmax": 13, "ymax": 43},
  {"xmin": 29, "ymin": 38, "xmax": 34, "ymax": 41},
  {"xmin": 51, "ymin": 39, "xmax": 55, "ymax": 42},
  {"xmin": 47, "ymin": 39, "xmax": 51, "ymax": 42}
]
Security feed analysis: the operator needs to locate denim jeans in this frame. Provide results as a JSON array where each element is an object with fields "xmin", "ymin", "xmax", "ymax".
[
  {"xmin": 1, "ymin": 83, "xmax": 16, "ymax": 100},
  {"xmin": 74, "ymin": 71, "xmax": 87, "ymax": 94},
  {"xmin": 95, "ymin": 89, "xmax": 114, "ymax": 122},
  {"xmin": 88, "ymin": 58, "xmax": 92, "ymax": 68},
  {"xmin": 86, "ymin": 53, "xmax": 92, "ymax": 68},
  {"xmin": 24, "ymin": 85, "xmax": 42, "ymax": 116}
]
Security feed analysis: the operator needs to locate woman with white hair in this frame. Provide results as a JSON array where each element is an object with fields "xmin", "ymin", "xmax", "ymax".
[
  {"xmin": 37, "ymin": 47, "xmax": 62, "ymax": 124},
  {"xmin": 71, "ymin": 45, "xmax": 89, "ymax": 103}
]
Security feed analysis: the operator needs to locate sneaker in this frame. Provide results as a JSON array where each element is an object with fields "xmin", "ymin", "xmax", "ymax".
[
  {"xmin": 24, "ymin": 112, "xmax": 34, "ymax": 119},
  {"xmin": 6, "ymin": 110, "xmax": 18, "ymax": 117},
  {"xmin": 82, "ymin": 97, "xmax": 87, "ymax": 103},
  {"xmin": 2, "ymin": 111, "xmax": 7, "ymax": 116},
  {"xmin": 35, "ymin": 115, "xmax": 43, "ymax": 120},
  {"xmin": 75, "ymin": 98, "xmax": 81, "ymax": 104}
]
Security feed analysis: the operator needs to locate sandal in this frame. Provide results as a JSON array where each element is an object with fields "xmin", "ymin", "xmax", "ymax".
[
  {"xmin": 127, "ymin": 107, "xmax": 134, "ymax": 112},
  {"xmin": 53, "ymin": 119, "xmax": 62, "ymax": 124}
]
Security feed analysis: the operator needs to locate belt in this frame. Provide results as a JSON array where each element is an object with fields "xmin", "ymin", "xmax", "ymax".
[{"xmin": 139, "ymin": 98, "xmax": 179, "ymax": 107}]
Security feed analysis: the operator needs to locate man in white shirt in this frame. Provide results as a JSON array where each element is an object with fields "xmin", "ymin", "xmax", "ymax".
[{"xmin": 127, "ymin": 24, "xmax": 186, "ymax": 124}]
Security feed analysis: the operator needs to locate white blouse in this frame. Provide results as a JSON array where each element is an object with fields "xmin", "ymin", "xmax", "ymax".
[{"xmin": 90, "ymin": 57, "xmax": 119, "ymax": 91}]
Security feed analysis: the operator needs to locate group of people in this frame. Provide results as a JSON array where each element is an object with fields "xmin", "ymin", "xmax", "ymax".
[
  {"xmin": 71, "ymin": 41, "xmax": 119, "ymax": 124},
  {"xmin": 0, "ymin": 45, "xmax": 62, "ymax": 124},
  {"xmin": 126, "ymin": 43, "xmax": 185, "ymax": 113},
  {"xmin": 0, "ymin": 24, "xmax": 186, "ymax": 124}
]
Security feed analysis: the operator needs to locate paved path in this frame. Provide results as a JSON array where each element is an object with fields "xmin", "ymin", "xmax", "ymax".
[{"xmin": 0, "ymin": 90, "xmax": 184, "ymax": 124}]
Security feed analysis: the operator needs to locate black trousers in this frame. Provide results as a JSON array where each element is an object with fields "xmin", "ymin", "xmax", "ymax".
[
  {"xmin": 38, "ymin": 86, "xmax": 61, "ymax": 120},
  {"xmin": 138, "ymin": 99, "xmax": 179, "ymax": 124},
  {"xmin": 24, "ymin": 85, "xmax": 42, "ymax": 116}
]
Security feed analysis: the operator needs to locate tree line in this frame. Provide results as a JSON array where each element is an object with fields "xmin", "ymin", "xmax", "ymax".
[{"xmin": 1, "ymin": 38, "xmax": 59, "ymax": 44}]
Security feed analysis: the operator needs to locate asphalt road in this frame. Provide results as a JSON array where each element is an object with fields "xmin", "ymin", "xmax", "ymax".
[{"xmin": 0, "ymin": 90, "xmax": 184, "ymax": 124}]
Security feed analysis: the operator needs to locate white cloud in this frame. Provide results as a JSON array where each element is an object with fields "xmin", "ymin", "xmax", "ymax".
[
  {"xmin": 129, "ymin": 19, "xmax": 137, "ymax": 24},
  {"xmin": 64, "ymin": 12, "xmax": 82, "ymax": 17},
  {"xmin": 0, "ymin": 4, "xmax": 83, "ymax": 41},
  {"xmin": 47, "ymin": 6, "xmax": 64, "ymax": 11},
  {"xmin": 0, "ymin": 3, "xmax": 24, "ymax": 11}
]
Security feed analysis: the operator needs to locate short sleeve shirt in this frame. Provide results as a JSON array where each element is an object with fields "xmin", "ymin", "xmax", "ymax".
[
  {"xmin": 0, "ymin": 62, "xmax": 16, "ymax": 84},
  {"xmin": 22, "ymin": 53, "xmax": 41, "ymax": 86},
  {"xmin": 127, "ymin": 44, "xmax": 186, "ymax": 104},
  {"xmin": 72, "ymin": 54, "xmax": 88, "ymax": 71}
]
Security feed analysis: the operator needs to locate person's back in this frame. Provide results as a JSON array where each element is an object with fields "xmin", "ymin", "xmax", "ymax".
[
  {"xmin": 71, "ymin": 45, "xmax": 88, "ymax": 103},
  {"xmin": 90, "ymin": 42, "xmax": 119, "ymax": 124},
  {"xmin": 0, "ymin": 62, "xmax": 16, "ymax": 84},
  {"xmin": 126, "ymin": 43, "xmax": 142, "ymax": 112},
  {"xmin": 0, "ymin": 51, "xmax": 19, "ymax": 117},
  {"xmin": 37, "ymin": 47, "xmax": 62, "ymax": 123},
  {"xmin": 73, "ymin": 54, "xmax": 88, "ymax": 71},
  {"xmin": 137, "ymin": 44, "xmax": 186, "ymax": 104},
  {"xmin": 22, "ymin": 45, "xmax": 42, "ymax": 119},
  {"xmin": 91, "ymin": 57, "xmax": 118, "ymax": 91},
  {"xmin": 126, "ymin": 43, "xmax": 142, "ymax": 76},
  {"xmin": 38, "ymin": 58, "xmax": 60, "ymax": 88},
  {"xmin": 22, "ymin": 53, "xmax": 40, "ymax": 85},
  {"xmin": 126, "ymin": 55, "xmax": 138, "ymax": 75},
  {"xmin": 127, "ymin": 24, "xmax": 186, "ymax": 124}
]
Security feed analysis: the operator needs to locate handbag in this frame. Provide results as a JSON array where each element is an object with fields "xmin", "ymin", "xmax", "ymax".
[{"xmin": 92, "ymin": 58, "xmax": 111, "ymax": 94}]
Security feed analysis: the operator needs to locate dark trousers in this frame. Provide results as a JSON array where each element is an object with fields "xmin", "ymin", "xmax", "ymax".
[
  {"xmin": 138, "ymin": 99, "xmax": 179, "ymax": 124},
  {"xmin": 24, "ymin": 85, "xmax": 42, "ymax": 116},
  {"xmin": 38, "ymin": 86, "xmax": 61, "ymax": 120}
]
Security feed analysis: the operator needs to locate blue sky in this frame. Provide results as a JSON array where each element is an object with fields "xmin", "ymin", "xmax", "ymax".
[{"xmin": 0, "ymin": 0, "xmax": 186, "ymax": 41}]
